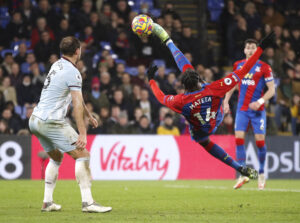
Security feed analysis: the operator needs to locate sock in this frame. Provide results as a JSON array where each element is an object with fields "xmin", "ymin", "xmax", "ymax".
[
  {"xmin": 166, "ymin": 40, "xmax": 194, "ymax": 73},
  {"xmin": 256, "ymin": 140, "xmax": 267, "ymax": 174},
  {"xmin": 75, "ymin": 157, "xmax": 93, "ymax": 205},
  {"xmin": 202, "ymin": 141, "xmax": 242, "ymax": 170},
  {"xmin": 43, "ymin": 159, "xmax": 60, "ymax": 203},
  {"xmin": 236, "ymin": 138, "xmax": 246, "ymax": 166}
]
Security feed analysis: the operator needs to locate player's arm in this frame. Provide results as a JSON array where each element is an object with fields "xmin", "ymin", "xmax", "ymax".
[
  {"xmin": 223, "ymin": 85, "xmax": 238, "ymax": 114},
  {"xmin": 147, "ymin": 65, "xmax": 182, "ymax": 113},
  {"xmin": 249, "ymin": 65, "xmax": 275, "ymax": 110},
  {"xmin": 82, "ymin": 101, "xmax": 98, "ymax": 128},
  {"xmin": 71, "ymin": 90, "xmax": 87, "ymax": 150},
  {"xmin": 208, "ymin": 32, "xmax": 275, "ymax": 97}
]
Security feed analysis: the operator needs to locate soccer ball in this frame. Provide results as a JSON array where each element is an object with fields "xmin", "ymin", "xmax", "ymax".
[{"xmin": 131, "ymin": 14, "xmax": 153, "ymax": 37}]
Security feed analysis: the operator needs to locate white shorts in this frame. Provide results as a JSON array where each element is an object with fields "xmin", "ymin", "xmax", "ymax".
[{"xmin": 29, "ymin": 115, "xmax": 78, "ymax": 153}]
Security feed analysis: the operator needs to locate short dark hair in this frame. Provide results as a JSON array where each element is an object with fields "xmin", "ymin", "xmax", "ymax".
[
  {"xmin": 59, "ymin": 36, "xmax": 81, "ymax": 56},
  {"xmin": 244, "ymin": 38, "xmax": 258, "ymax": 47},
  {"xmin": 181, "ymin": 69, "xmax": 202, "ymax": 92}
]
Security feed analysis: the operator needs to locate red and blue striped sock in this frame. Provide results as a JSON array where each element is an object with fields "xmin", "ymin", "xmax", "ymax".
[
  {"xmin": 256, "ymin": 140, "xmax": 266, "ymax": 174},
  {"xmin": 202, "ymin": 141, "xmax": 242, "ymax": 170},
  {"xmin": 236, "ymin": 138, "xmax": 246, "ymax": 166}
]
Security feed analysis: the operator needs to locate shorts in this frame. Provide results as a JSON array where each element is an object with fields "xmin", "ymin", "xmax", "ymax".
[
  {"xmin": 29, "ymin": 115, "xmax": 78, "ymax": 153},
  {"xmin": 235, "ymin": 110, "xmax": 266, "ymax": 134},
  {"xmin": 189, "ymin": 127, "xmax": 210, "ymax": 142}
]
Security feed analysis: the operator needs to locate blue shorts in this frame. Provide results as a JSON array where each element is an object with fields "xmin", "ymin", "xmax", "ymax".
[
  {"xmin": 235, "ymin": 110, "xmax": 266, "ymax": 134},
  {"xmin": 189, "ymin": 126, "xmax": 210, "ymax": 142}
]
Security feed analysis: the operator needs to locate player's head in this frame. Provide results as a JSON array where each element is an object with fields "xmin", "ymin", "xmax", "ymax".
[
  {"xmin": 181, "ymin": 69, "xmax": 203, "ymax": 92},
  {"xmin": 59, "ymin": 36, "xmax": 81, "ymax": 62},
  {"xmin": 244, "ymin": 39, "xmax": 258, "ymax": 59}
]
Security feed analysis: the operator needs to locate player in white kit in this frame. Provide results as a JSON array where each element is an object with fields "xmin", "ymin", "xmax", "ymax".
[{"xmin": 29, "ymin": 36, "xmax": 112, "ymax": 213}]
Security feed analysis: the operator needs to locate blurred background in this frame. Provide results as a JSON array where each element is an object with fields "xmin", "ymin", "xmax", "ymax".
[{"xmin": 0, "ymin": 0, "xmax": 299, "ymax": 180}]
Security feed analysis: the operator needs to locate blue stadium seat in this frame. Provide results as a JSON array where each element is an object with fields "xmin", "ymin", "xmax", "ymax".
[
  {"xmin": 0, "ymin": 6, "xmax": 10, "ymax": 28},
  {"xmin": 92, "ymin": 51, "xmax": 102, "ymax": 69},
  {"xmin": 125, "ymin": 67, "xmax": 138, "ymax": 76},
  {"xmin": 207, "ymin": 0, "xmax": 224, "ymax": 22},
  {"xmin": 149, "ymin": 9, "xmax": 161, "ymax": 18},
  {"xmin": 115, "ymin": 59, "xmax": 126, "ymax": 65},
  {"xmin": 11, "ymin": 40, "xmax": 31, "ymax": 51},
  {"xmin": 152, "ymin": 59, "xmax": 166, "ymax": 68},
  {"xmin": 1, "ymin": 49, "xmax": 15, "ymax": 58}
]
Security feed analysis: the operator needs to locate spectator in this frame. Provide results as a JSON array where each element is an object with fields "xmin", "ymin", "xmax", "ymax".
[
  {"xmin": 90, "ymin": 11, "xmax": 108, "ymax": 42},
  {"xmin": 157, "ymin": 113, "xmax": 180, "ymax": 135},
  {"xmin": 243, "ymin": 2, "xmax": 262, "ymax": 36},
  {"xmin": 262, "ymin": 6, "xmax": 285, "ymax": 28},
  {"xmin": 87, "ymin": 77, "xmax": 110, "ymax": 113},
  {"xmin": 164, "ymin": 72, "xmax": 177, "ymax": 95},
  {"xmin": 136, "ymin": 115, "xmax": 154, "ymax": 134},
  {"xmin": 179, "ymin": 26, "xmax": 200, "ymax": 64},
  {"xmin": 14, "ymin": 43, "xmax": 28, "ymax": 64},
  {"xmin": 99, "ymin": 107, "xmax": 111, "ymax": 134},
  {"xmin": 139, "ymin": 88, "xmax": 152, "ymax": 122},
  {"xmin": 120, "ymin": 72, "xmax": 132, "ymax": 99},
  {"xmin": 1, "ymin": 53, "xmax": 14, "ymax": 76},
  {"xmin": 111, "ymin": 89, "xmax": 132, "ymax": 117},
  {"xmin": 6, "ymin": 11, "xmax": 29, "ymax": 41},
  {"xmin": 0, "ymin": 119, "xmax": 11, "ymax": 134},
  {"xmin": 10, "ymin": 63, "xmax": 23, "ymax": 88},
  {"xmin": 20, "ymin": 0, "xmax": 35, "ymax": 27},
  {"xmin": 34, "ymin": 31, "xmax": 58, "ymax": 63},
  {"xmin": 0, "ymin": 76, "xmax": 18, "ymax": 105},
  {"xmin": 109, "ymin": 111, "xmax": 136, "ymax": 134},
  {"xmin": 115, "ymin": 0, "xmax": 131, "ymax": 23},
  {"xmin": 114, "ymin": 31, "xmax": 130, "ymax": 59},
  {"xmin": 131, "ymin": 64, "xmax": 147, "ymax": 88},
  {"xmin": 31, "ymin": 17, "xmax": 55, "ymax": 48},
  {"xmin": 290, "ymin": 93, "xmax": 300, "ymax": 135},
  {"xmin": 33, "ymin": 0, "xmax": 57, "ymax": 30},
  {"xmin": 77, "ymin": 0, "xmax": 94, "ymax": 30},
  {"xmin": 1, "ymin": 108, "xmax": 22, "ymax": 134},
  {"xmin": 55, "ymin": 19, "xmax": 74, "ymax": 43},
  {"xmin": 17, "ymin": 75, "xmax": 35, "ymax": 106}
]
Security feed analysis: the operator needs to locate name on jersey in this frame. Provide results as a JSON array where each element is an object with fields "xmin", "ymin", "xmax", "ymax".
[{"xmin": 189, "ymin": 96, "xmax": 212, "ymax": 110}]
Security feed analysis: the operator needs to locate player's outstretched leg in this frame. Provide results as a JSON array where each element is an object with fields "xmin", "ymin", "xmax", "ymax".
[
  {"xmin": 41, "ymin": 159, "xmax": 62, "ymax": 212},
  {"xmin": 74, "ymin": 156, "xmax": 112, "ymax": 213},
  {"xmin": 152, "ymin": 23, "xmax": 194, "ymax": 73}
]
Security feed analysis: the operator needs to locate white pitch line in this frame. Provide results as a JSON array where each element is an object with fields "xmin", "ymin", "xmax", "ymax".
[{"xmin": 164, "ymin": 184, "xmax": 300, "ymax": 193}]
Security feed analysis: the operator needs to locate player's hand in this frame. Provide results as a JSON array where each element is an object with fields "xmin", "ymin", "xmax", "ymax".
[
  {"xmin": 223, "ymin": 102, "xmax": 230, "ymax": 114},
  {"xmin": 89, "ymin": 115, "xmax": 98, "ymax": 128},
  {"xmin": 259, "ymin": 31, "xmax": 275, "ymax": 50},
  {"xmin": 76, "ymin": 133, "xmax": 87, "ymax": 150},
  {"xmin": 147, "ymin": 65, "xmax": 158, "ymax": 81},
  {"xmin": 249, "ymin": 101, "xmax": 261, "ymax": 111}
]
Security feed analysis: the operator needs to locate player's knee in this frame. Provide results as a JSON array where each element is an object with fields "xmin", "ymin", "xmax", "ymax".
[
  {"xmin": 235, "ymin": 138, "xmax": 245, "ymax": 146},
  {"xmin": 256, "ymin": 140, "xmax": 265, "ymax": 148}
]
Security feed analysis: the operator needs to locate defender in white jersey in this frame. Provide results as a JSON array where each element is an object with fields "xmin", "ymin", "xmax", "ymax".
[{"xmin": 29, "ymin": 36, "xmax": 112, "ymax": 213}]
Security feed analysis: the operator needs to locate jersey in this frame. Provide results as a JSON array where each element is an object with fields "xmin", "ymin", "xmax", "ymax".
[
  {"xmin": 233, "ymin": 60, "xmax": 273, "ymax": 111},
  {"xmin": 32, "ymin": 57, "xmax": 82, "ymax": 121},
  {"xmin": 150, "ymin": 72, "xmax": 240, "ymax": 135}
]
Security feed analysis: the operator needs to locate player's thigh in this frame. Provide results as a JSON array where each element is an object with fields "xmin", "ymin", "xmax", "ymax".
[
  {"xmin": 46, "ymin": 121, "xmax": 79, "ymax": 153},
  {"xmin": 250, "ymin": 110, "xmax": 266, "ymax": 135},
  {"xmin": 47, "ymin": 149, "xmax": 64, "ymax": 162},
  {"xmin": 67, "ymin": 148, "xmax": 90, "ymax": 160},
  {"xmin": 235, "ymin": 111, "xmax": 250, "ymax": 132},
  {"xmin": 29, "ymin": 115, "xmax": 56, "ymax": 153}
]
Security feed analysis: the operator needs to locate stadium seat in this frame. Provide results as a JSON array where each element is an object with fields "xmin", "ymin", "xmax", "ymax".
[
  {"xmin": 125, "ymin": 67, "xmax": 138, "ymax": 76},
  {"xmin": 152, "ymin": 59, "xmax": 166, "ymax": 68},
  {"xmin": 11, "ymin": 41, "xmax": 32, "ymax": 51},
  {"xmin": 1, "ymin": 49, "xmax": 15, "ymax": 58},
  {"xmin": 0, "ymin": 6, "xmax": 10, "ymax": 28},
  {"xmin": 115, "ymin": 59, "xmax": 126, "ymax": 65},
  {"xmin": 207, "ymin": 0, "xmax": 224, "ymax": 22}
]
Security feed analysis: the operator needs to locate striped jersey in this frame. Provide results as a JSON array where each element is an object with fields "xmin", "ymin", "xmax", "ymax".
[{"xmin": 233, "ymin": 60, "xmax": 273, "ymax": 111}]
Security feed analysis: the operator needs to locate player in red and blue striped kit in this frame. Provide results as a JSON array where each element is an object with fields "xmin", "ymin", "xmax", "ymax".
[
  {"xmin": 224, "ymin": 39, "xmax": 275, "ymax": 190},
  {"xmin": 148, "ymin": 23, "xmax": 274, "ymax": 179}
]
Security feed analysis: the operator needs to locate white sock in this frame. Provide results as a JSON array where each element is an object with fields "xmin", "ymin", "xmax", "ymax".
[
  {"xmin": 75, "ymin": 158, "xmax": 93, "ymax": 205},
  {"xmin": 166, "ymin": 39, "xmax": 173, "ymax": 46},
  {"xmin": 43, "ymin": 159, "xmax": 60, "ymax": 203}
]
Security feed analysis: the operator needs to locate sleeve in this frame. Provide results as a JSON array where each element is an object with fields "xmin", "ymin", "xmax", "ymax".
[
  {"xmin": 233, "ymin": 61, "xmax": 238, "ymax": 71},
  {"xmin": 149, "ymin": 80, "xmax": 183, "ymax": 113},
  {"xmin": 263, "ymin": 64, "xmax": 274, "ymax": 82},
  {"xmin": 67, "ymin": 70, "xmax": 82, "ymax": 91},
  {"xmin": 207, "ymin": 47, "xmax": 264, "ymax": 97}
]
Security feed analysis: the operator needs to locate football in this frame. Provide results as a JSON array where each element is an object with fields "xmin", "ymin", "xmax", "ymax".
[{"xmin": 131, "ymin": 14, "xmax": 153, "ymax": 37}]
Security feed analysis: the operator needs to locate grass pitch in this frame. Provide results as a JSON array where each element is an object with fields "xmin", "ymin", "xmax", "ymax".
[{"xmin": 0, "ymin": 180, "xmax": 299, "ymax": 223}]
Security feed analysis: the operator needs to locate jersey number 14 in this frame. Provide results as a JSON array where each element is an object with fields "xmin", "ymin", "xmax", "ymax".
[{"xmin": 193, "ymin": 108, "xmax": 216, "ymax": 125}]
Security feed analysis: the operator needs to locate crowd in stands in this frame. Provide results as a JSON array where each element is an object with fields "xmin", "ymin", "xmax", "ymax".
[{"xmin": 0, "ymin": 0, "xmax": 299, "ymax": 136}]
